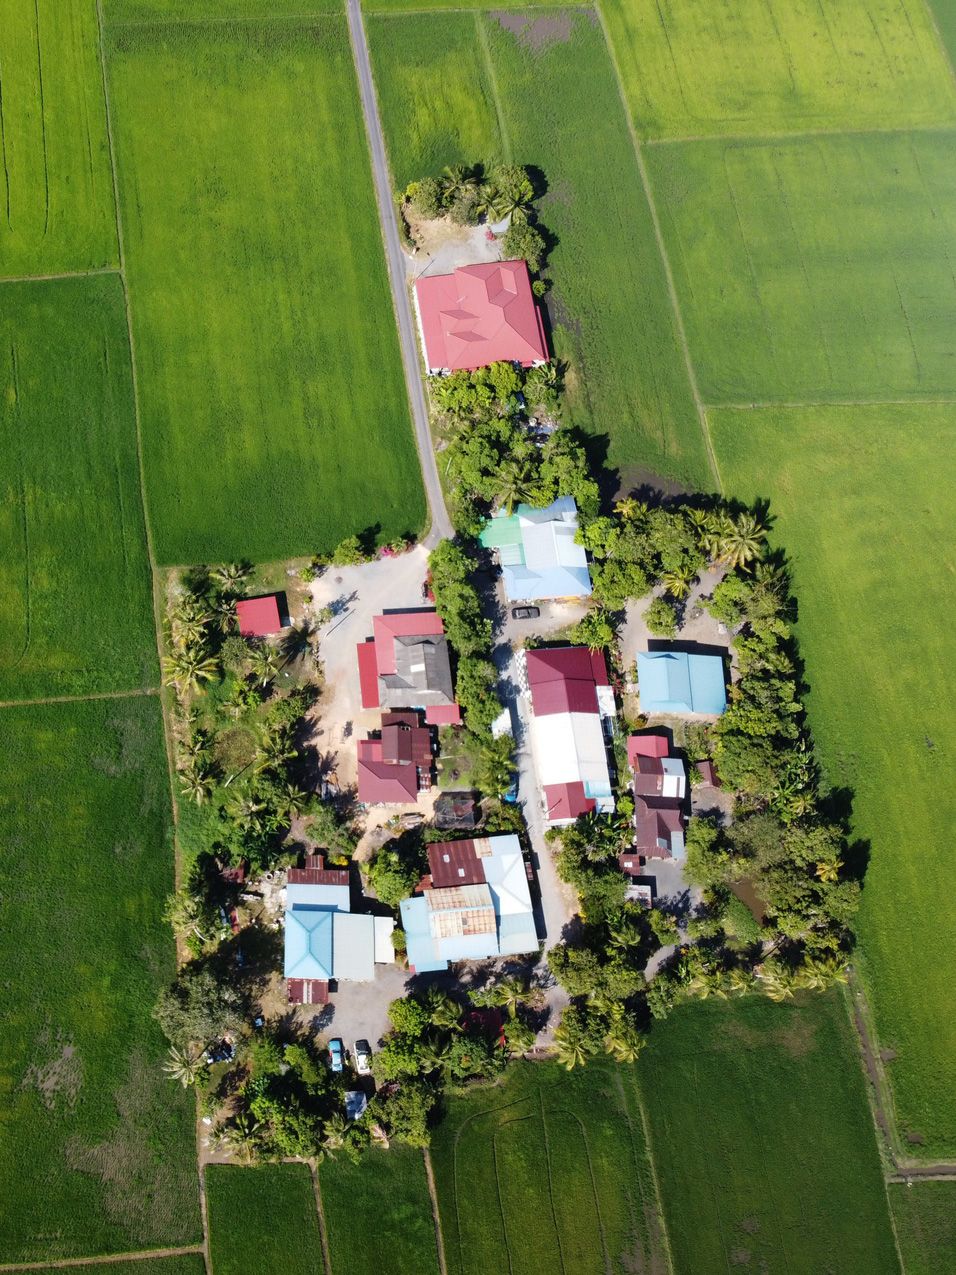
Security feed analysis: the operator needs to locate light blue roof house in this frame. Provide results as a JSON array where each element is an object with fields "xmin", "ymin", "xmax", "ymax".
[
  {"xmin": 401, "ymin": 834, "xmax": 538, "ymax": 973},
  {"xmin": 479, "ymin": 496, "xmax": 591, "ymax": 602},
  {"xmin": 636, "ymin": 649, "xmax": 727, "ymax": 716},
  {"xmin": 283, "ymin": 865, "xmax": 393, "ymax": 990}
]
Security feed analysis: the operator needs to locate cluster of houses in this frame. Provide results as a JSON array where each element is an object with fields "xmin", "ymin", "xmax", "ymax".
[{"xmin": 229, "ymin": 261, "xmax": 730, "ymax": 1000}]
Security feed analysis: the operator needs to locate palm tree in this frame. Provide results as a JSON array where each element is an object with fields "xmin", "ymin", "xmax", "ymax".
[
  {"xmin": 179, "ymin": 762, "xmax": 214, "ymax": 806},
  {"xmin": 440, "ymin": 163, "xmax": 478, "ymax": 203},
  {"xmin": 226, "ymin": 791, "xmax": 267, "ymax": 833},
  {"xmin": 796, "ymin": 956, "xmax": 847, "ymax": 992},
  {"xmin": 755, "ymin": 962, "xmax": 796, "ymax": 1002},
  {"xmin": 171, "ymin": 609, "xmax": 212, "ymax": 652},
  {"xmin": 686, "ymin": 506, "xmax": 713, "ymax": 548},
  {"xmin": 603, "ymin": 1005, "xmax": 644, "ymax": 1064},
  {"xmin": 815, "ymin": 858, "xmax": 842, "ymax": 884},
  {"xmin": 255, "ymin": 729, "xmax": 296, "ymax": 774},
  {"xmin": 503, "ymin": 1017, "xmax": 536, "ymax": 1056},
  {"xmin": 486, "ymin": 975, "xmax": 533, "ymax": 1019},
  {"xmin": 701, "ymin": 513, "xmax": 731, "ymax": 563},
  {"xmin": 162, "ymin": 648, "xmax": 218, "ymax": 698},
  {"xmin": 212, "ymin": 562, "xmax": 251, "ymax": 590},
  {"xmin": 275, "ymin": 782, "xmax": 309, "ymax": 822},
  {"xmin": 248, "ymin": 644, "xmax": 280, "ymax": 689},
  {"xmin": 424, "ymin": 987, "xmax": 461, "ymax": 1031},
  {"xmin": 163, "ymin": 1043, "xmax": 207, "ymax": 1088},
  {"xmin": 497, "ymin": 457, "xmax": 538, "ymax": 515},
  {"xmin": 661, "ymin": 564, "xmax": 697, "ymax": 600},
  {"xmin": 614, "ymin": 497, "xmax": 647, "ymax": 522},
  {"xmin": 213, "ymin": 1113, "xmax": 262, "ymax": 1164},
  {"xmin": 718, "ymin": 512, "xmax": 768, "ymax": 570},
  {"xmin": 321, "ymin": 1112, "xmax": 349, "ymax": 1157},
  {"xmin": 725, "ymin": 967, "xmax": 755, "ymax": 998},
  {"xmin": 419, "ymin": 1032, "xmax": 452, "ymax": 1078},
  {"xmin": 282, "ymin": 620, "xmax": 319, "ymax": 669},
  {"xmin": 475, "ymin": 735, "xmax": 514, "ymax": 801},
  {"xmin": 553, "ymin": 1010, "xmax": 589, "ymax": 1071}
]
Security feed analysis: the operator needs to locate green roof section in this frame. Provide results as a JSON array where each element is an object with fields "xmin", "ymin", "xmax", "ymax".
[{"xmin": 479, "ymin": 512, "xmax": 524, "ymax": 549}]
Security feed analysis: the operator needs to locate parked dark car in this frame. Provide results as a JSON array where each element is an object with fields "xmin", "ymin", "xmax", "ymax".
[{"xmin": 511, "ymin": 605, "xmax": 540, "ymax": 620}]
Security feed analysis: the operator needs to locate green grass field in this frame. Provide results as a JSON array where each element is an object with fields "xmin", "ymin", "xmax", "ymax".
[
  {"xmin": 0, "ymin": 697, "xmax": 199, "ymax": 1262},
  {"xmin": 889, "ymin": 1181, "xmax": 956, "ymax": 1274},
  {"xmin": 0, "ymin": 0, "xmax": 117, "ymax": 276},
  {"xmin": 206, "ymin": 1163, "xmax": 323, "ymax": 1275},
  {"xmin": 106, "ymin": 18, "xmax": 425, "ymax": 564},
  {"xmin": 0, "ymin": 276, "xmax": 158, "ymax": 699},
  {"xmin": 321, "ymin": 1146, "xmax": 440, "ymax": 1275},
  {"xmin": 647, "ymin": 131, "xmax": 956, "ymax": 405},
  {"xmin": 81, "ymin": 1260, "xmax": 205, "ymax": 1275},
  {"xmin": 430, "ymin": 1058, "xmax": 666, "ymax": 1275},
  {"xmin": 712, "ymin": 404, "xmax": 956, "ymax": 1157},
  {"xmin": 640, "ymin": 993, "xmax": 899, "ymax": 1273},
  {"xmin": 928, "ymin": 0, "xmax": 956, "ymax": 69},
  {"xmin": 369, "ymin": 9, "xmax": 712, "ymax": 488},
  {"xmin": 106, "ymin": 0, "xmax": 341, "ymax": 18},
  {"xmin": 601, "ymin": 0, "xmax": 956, "ymax": 140}
]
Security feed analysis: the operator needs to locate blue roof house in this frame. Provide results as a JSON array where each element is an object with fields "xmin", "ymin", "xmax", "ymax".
[
  {"xmin": 284, "ymin": 870, "xmax": 392, "ymax": 989},
  {"xmin": 285, "ymin": 907, "xmax": 335, "ymax": 982},
  {"xmin": 479, "ymin": 496, "xmax": 592, "ymax": 602},
  {"xmin": 637, "ymin": 649, "xmax": 727, "ymax": 715}
]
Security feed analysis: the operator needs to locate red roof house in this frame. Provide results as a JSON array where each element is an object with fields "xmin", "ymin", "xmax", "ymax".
[
  {"xmin": 356, "ymin": 609, "xmax": 460, "ymax": 725},
  {"xmin": 414, "ymin": 260, "xmax": 549, "ymax": 373},
  {"xmin": 627, "ymin": 732, "xmax": 670, "ymax": 764},
  {"xmin": 525, "ymin": 647, "xmax": 609, "ymax": 717},
  {"xmin": 357, "ymin": 712, "xmax": 433, "ymax": 805},
  {"xmin": 236, "ymin": 594, "xmax": 285, "ymax": 637},
  {"xmin": 634, "ymin": 797, "xmax": 686, "ymax": 861},
  {"xmin": 427, "ymin": 838, "xmax": 485, "ymax": 888}
]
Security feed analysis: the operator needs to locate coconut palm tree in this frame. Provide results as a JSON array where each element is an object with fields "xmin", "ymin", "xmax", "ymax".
[
  {"xmin": 815, "ymin": 857, "xmax": 843, "ymax": 884},
  {"xmin": 248, "ymin": 644, "xmax": 280, "ymax": 689},
  {"xmin": 255, "ymin": 729, "xmax": 297, "ymax": 775},
  {"xmin": 419, "ymin": 1032, "xmax": 452, "ymax": 1078},
  {"xmin": 424, "ymin": 987, "xmax": 461, "ymax": 1031},
  {"xmin": 553, "ymin": 1010, "xmax": 589, "ymax": 1071},
  {"xmin": 162, "ymin": 648, "xmax": 218, "ymax": 698},
  {"xmin": 725, "ymin": 967, "xmax": 755, "ymax": 998},
  {"xmin": 321, "ymin": 1111, "xmax": 349, "ymax": 1157},
  {"xmin": 485, "ymin": 975, "xmax": 533, "ymax": 1019},
  {"xmin": 212, "ymin": 562, "xmax": 252, "ymax": 590},
  {"xmin": 614, "ymin": 497, "xmax": 647, "ymax": 522},
  {"xmin": 178, "ymin": 761, "xmax": 214, "ymax": 806},
  {"xmin": 701, "ymin": 513, "xmax": 731, "ymax": 563},
  {"xmin": 171, "ymin": 609, "xmax": 212, "ymax": 652},
  {"xmin": 163, "ymin": 1043, "xmax": 207, "ymax": 1088},
  {"xmin": 226, "ymin": 791, "xmax": 267, "ymax": 833},
  {"xmin": 755, "ymin": 962, "xmax": 797, "ymax": 1002},
  {"xmin": 497, "ymin": 456, "xmax": 539, "ymax": 515},
  {"xmin": 718, "ymin": 512, "xmax": 768, "ymax": 570},
  {"xmin": 503, "ymin": 1017, "xmax": 536, "ymax": 1056},
  {"xmin": 603, "ymin": 1005, "xmax": 644, "ymax": 1064},
  {"xmin": 661, "ymin": 563, "xmax": 697, "ymax": 600},
  {"xmin": 440, "ymin": 163, "xmax": 479, "ymax": 203},
  {"xmin": 796, "ymin": 956, "xmax": 847, "ymax": 992},
  {"xmin": 213, "ymin": 1113, "xmax": 262, "ymax": 1164}
]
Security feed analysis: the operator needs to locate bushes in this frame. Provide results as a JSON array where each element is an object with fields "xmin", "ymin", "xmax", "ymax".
[
  {"xmin": 644, "ymin": 596, "xmax": 678, "ymax": 637},
  {"xmin": 428, "ymin": 540, "xmax": 491, "ymax": 657}
]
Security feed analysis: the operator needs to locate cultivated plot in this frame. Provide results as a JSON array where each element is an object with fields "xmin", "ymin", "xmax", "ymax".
[
  {"xmin": 430, "ymin": 1059, "xmax": 666, "ymax": 1275},
  {"xmin": 321, "ymin": 1146, "xmax": 440, "ymax": 1275},
  {"xmin": 105, "ymin": 0, "xmax": 341, "ymax": 19},
  {"xmin": 206, "ymin": 1163, "xmax": 323, "ymax": 1275},
  {"xmin": 639, "ymin": 993, "xmax": 899, "ymax": 1273},
  {"xmin": 369, "ymin": 9, "xmax": 712, "ymax": 488},
  {"xmin": 928, "ymin": 0, "xmax": 956, "ymax": 70},
  {"xmin": 106, "ymin": 19, "xmax": 425, "ymax": 564},
  {"xmin": 712, "ymin": 404, "xmax": 956, "ymax": 1157},
  {"xmin": 601, "ymin": 0, "xmax": 956, "ymax": 140},
  {"xmin": 80, "ymin": 1260, "xmax": 205, "ymax": 1275},
  {"xmin": 648, "ymin": 132, "xmax": 956, "ymax": 404},
  {"xmin": 0, "ymin": 0, "xmax": 117, "ymax": 275},
  {"xmin": 0, "ymin": 275, "xmax": 158, "ymax": 699},
  {"xmin": 0, "ymin": 697, "xmax": 199, "ymax": 1263},
  {"xmin": 889, "ymin": 1181, "xmax": 956, "ymax": 1275}
]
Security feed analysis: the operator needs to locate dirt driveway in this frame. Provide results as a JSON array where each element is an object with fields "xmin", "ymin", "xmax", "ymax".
[{"xmin": 306, "ymin": 548, "xmax": 430, "ymax": 790}]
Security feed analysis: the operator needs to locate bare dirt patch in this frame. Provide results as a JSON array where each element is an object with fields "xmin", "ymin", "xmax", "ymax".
[
  {"xmin": 493, "ymin": 11, "xmax": 574, "ymax": 53},
  {"xmin": 21, "ymin": 1030, "xmax": 83, "ymax": 1111}
]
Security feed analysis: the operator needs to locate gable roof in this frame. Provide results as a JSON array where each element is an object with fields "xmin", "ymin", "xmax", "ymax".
[
  {"xmin": 479, "ymin": 497, "xmax": 592, "ymax": 601},
  {"xmin": 637, "ymin": 650, "xmax": 727, "ymax": 715},
  {"xmin": 525, "ymin": 646, "xmax": 609, "ymax": 717},
  {"xmin": 543, "ymin": 781, "xmax": 595, "ymax": 822},
  {"xmin": 236, "ymin": 594, "xmax": 284, "ymax": 637},
  {"xmin": 635, "ymin": 797, "xmax": 686, "ymax": 860},
  {"xmin": 414, "ymin": 260, "xmax": 549, "ymax": 372},
  {"xmin": 627, "ymin": 732, "xmax": 671, "ymax": 763},
  {"xmin": 357, "ymin": 736, "xmax": 422, "ymax": 804}
]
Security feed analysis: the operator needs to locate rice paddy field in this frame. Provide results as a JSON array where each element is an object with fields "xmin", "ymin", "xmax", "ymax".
[
  {"xmin": 889, "ymin": 1181, "xmax": 956, "ymax": 1275},
  {"xmin": 81, "ymin": 1260, "xmax": 205, "ymax": 1275},
  {"xmin": 639, "ymin": 993, "xmax": 900, "ymax": 1274},
  {"xmin": 0, "ymin": 697, "xmax": 199, "ymax": 1262},
  {"xmin": 0, "ymin": 0, "xmax": 117, "ymax": 276},
  {"xmin": 712, "ymin": 405, "xmax": 956, "ymax": 1157},
  {"xmin": 105, "ymin": 17, "xmax": 425, "ymax": 564},
  {"xmin": 0, "ymin": 276, "xmax": 158, "ymax": 700},
  {"xmin": 430, "ymin": 1058, "xmax": 667, "ymax": 1275},
  {"xmin": 368, "ymin": 8, "xmax": 713, "ymax": 488},
  {"xmin": 205, "ymin": 1163, "xmax": 323, "ymax": 1275},
  {"xmin": 646, "ymin": 131, "xmax": 956, "ymax": 404},
  {"xmin": 600, "ymin": 0, "xmax": 956, "ymax": 140},
  {"xmin": 320, "ymin": 1146, "xmax": 440, "ymax": 1275}
]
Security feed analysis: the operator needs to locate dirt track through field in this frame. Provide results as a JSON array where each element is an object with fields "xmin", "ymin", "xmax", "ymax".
[{"xmin": 0, "ymin": 1246, "xmax": 203, "ymax": 1272}]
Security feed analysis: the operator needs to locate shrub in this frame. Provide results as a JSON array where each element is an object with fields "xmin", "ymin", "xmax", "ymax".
[{"xmin": 644, "ymin": 596, "xmax": 678, "ymax": 637}]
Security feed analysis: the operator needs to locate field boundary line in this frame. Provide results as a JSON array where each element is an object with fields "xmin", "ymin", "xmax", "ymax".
[
  {"xmin": 0, "ymin": 686, "xmax": 157, "ymax": 710},
  {"xmin": 473, "ymin": 11, "xmax": 513, "ymax": 164},
  {"xmin": 0, "ymin": 1246, "xmax": 204, "ymax": 1272},
  {"xmin": 0, "ymin": 266, "xmax": 120, "ymax": 286},
  {"xmin": 921, "ymin": 0, "xmax": 956, "ymax": 96},
  {"xmin": 709, "ymin": 397, "xmax": 956, "ymax": 411},
  {"xmin": 593, "ymin": 1, "xmax": 722, "ymax": 493},
  {"xmin": 422, "ymin": 1149, "xmax": 449, "ymax": 1275},
  {"xmin": 309, "ymin": 1160, "xmax": 333, "ymax": 1275},
  {"xmin": 628, "ymin": 1071, "xmax": 677, "ymax": 1275},
  {"xmin": 643, "ymin": 122, "xmax": 956, "ymax": 148}
]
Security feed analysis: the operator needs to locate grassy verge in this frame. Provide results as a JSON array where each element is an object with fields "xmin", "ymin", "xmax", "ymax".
[
  {"xmin": 639, "ymin": 993, "xmax": 899, "ymax": 1272},
  {"xmin": 0, "ymin": 697, "xmax": 199, "ymax": 1262},
  {"xmin": 430, "ymin": 1058, "xmax": 666, "ymax": 1275},
  {"xmin": 712, "ymin": 404, "xmax": 956, "ymax": 1156},
  {"xmin": 0, "ymin": 276, "xmax": 158, "ymax": 699},
  {"xmin": 321, "ymin": 1147, "xmax": 440, "ymax": 1275},
  {"xmin": 0, "ymin": 0, "xmax": 117, "ymax": 274},
  {"xmin": 368, "ymin": 8, "xmax": 711, "ymax": 488},
  {"xmin": 205, "ymin": 1163, "xmax": 323, "ymax": 1275},
  {"xmin": 106, "ymin": 17, "xmax": 425, "ymax": 564}
]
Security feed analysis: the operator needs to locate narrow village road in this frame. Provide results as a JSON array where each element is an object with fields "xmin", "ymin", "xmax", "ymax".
[{"xmin": 345, "ymin": 0, "xmax": 452, "ymax": 548}]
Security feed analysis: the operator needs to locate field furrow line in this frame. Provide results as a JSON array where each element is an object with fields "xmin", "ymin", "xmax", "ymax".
[
  {"xmin": 0, "ymin": 687, "xmax": 158, "ymax": 710},
  {"xmin": 308, "ymin": 1161, "xmax": 333, "ymax": 1275},
  {"xmin": 474, "ymin": 12, "xmax": 513, "ymax": 164},
  {"xmin": 422, "ymin": 1148, "xmax": 449, "ymax": 1275},
  {"xmin": 32, "ymin": 0, "xmax": 50, "ymax": 236},
  {"xmin": 0, "ymin": 266, "xmax": 120, "ymax": 285},
  {"xmin": 0, "ymin": 1244, "xmax": 205, "ymax": 1272},
  {"xmin": 0, "ymin": 54, "xmax": 11, "ymax": 229}
]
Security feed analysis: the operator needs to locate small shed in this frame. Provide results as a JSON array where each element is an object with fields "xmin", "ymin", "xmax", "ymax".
[{"xmin": 236, "ymin": 593, "xmax": 286, "ymax": 637}]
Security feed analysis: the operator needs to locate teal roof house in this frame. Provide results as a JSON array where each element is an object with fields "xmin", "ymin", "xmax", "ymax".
[
  {"xmin": 479, "ymin": 496, "xmax": 591, "ymax": 602},
  {"xmin": 637, "ymin": 649, "xmax": 727, "ymax": 716}
]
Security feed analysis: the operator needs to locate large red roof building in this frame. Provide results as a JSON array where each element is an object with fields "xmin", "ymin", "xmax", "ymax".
[
  {"xmin": 356, "ymin": 608, "xmax": 460, "ymax": 726},
  {"xmin": 414, "ymin": 260, "xmax": 549, "ymax": 374},
  {"xmin": 357, "ymin": 711, "xmax": 434, "ymax": 805}
]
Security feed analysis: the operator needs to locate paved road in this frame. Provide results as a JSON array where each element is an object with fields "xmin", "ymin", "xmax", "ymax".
[{"xmin": 346, "ymin": 0, "xmax": 452, "ymax": 549}]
